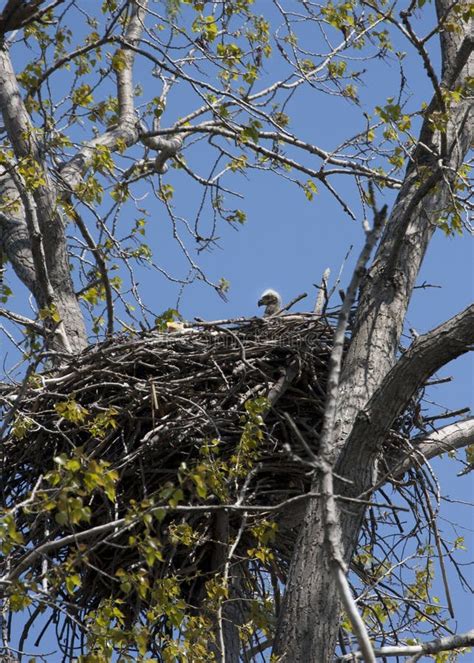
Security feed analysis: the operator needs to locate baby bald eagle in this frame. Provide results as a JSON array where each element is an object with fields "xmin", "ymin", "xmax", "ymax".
[{"xmin": 258, "ymin": 289, "xmax": 282, "ymax": 317}]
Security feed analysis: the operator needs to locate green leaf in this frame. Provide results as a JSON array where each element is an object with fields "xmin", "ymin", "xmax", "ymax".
[
  {"xmin": 241, "ymin": 120, "xmax": 262, "ymax": 143},
  {"xmin": 154, "ymin": 308, "xmax": 181, "ymax": 331},
  {"xmin": 303, "ymin": 179, "xmax": 318, "ymax": 201},
  {"xmin": 203, "ymin": 16, "xmax": 218, "ymax": 42},
  {"xmin": 66, "ymin": 573, "xmax": 82, "ymax": 595},
  {"xmin": 71, "ymin": 83, "xmax": 94, "ymax": 107},
  {"xmin": 55, "ymin": 399, "xmax": 89, "ymax": 424}
]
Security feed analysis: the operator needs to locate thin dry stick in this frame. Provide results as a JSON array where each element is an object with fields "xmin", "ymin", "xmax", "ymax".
[
  {"xmin": 278, "ymin": 292, "xmax": 307, "ymax": 314},
  {"xmin": 326, "ymin": 245, "xmax": 353, "ymax": 303},
  {"xmin": 420, "ymin": 482, "xmax": 455, "ymax": 618},
  {"xmin": 72, "ymin": 209, "xmax": 115, "ymax": 337},
  {"xmin": 217, "ymin": 512, "xmax": 247, "ymax": 661}
]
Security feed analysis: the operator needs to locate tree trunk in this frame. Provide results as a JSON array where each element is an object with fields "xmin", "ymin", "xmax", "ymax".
[
  {"xmin": 0, "ymin": 46, "xmax": 88, "ymax": 353},
  {"xmin": 273, "ymin": 2, "xmax": 472, "ymax": 658}
]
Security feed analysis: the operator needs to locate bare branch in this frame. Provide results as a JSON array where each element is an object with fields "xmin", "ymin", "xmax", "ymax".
[
  {"xmin": 1, "ymin": 488, "xmax": 407, "ymax": 586},
  {"xmin": 138, "ymin": 118, "xmax": 402, "ymax": 187},
  {"xmin": 1, "ymin": 517, "xmax": 127, "ymax": 583},
  {"xmin": 337, "ymin": 628, "xmax": 474, "ymax": 661},
  {"xmin": 320, "ymin": 202, "xmax": 387, "ymax": 462},
  {"xmin": 278, "ymin": 292, "xmax": 307, "ymax": 314},
  {"xmin": 59, "ymin": 1, "xmax": 149, "ymax": 191},
  {"xmin": 311, "ymin": 200, "xmax": 387, "ymax": 663},
  {"xmin": 0, "ymin": 307, "xmax": 43, "ymax": 333},
  {"xmin": 29, "ymin": 34, "xmax": 116, "ymax": 97},
  {"xmin": 394, "ymin": 418, "xmax": 474, "ymax": 476},
  {"xmin": 7, "ymin": 164, "xmax": 71, "ymax": 352},
  {"xmin": 314, "ymin": 267, "xmax": 331, "ymax": 315},
  {"xmin": 444, "ymin": 32, "xmax": 474, "ymax": 88},
  {"xmin": 0, "ymin": 207, "xmax": 37, "ymax": 300},
  {"xmin": 71, "ymin": 208, "xmax": 114, "ymax": 337},
  {"xmin": 336, "ymin": 566, "xmax": 376, "ymax": 663},
  {"xmin": 0, "ymin": 43, "xmax": 87, "ymax": 351},
  {"xmin": 349, "ymin": 304, "xmax": 474, "ymax": 457}
]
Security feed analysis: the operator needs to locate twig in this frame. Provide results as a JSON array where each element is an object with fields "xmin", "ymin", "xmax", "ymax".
[
  {"xmin": 413, "ymin": 281, "xmax": 442, "ymax": 290},
  {"xmin": 283, "ymin": 411, "xmax": 318, "ymax": 464},
  {"xmin": 423, "ymin": 407, "xmax": 470, "ymax": 423},
  {"xmin": 424, "ymin": 376, "xmax": 452, "ymax": 386},
  {"xmin": 71, "ymin": 208, "xmax": 114, "ymax": 337},
  {"xmin": 336, "ymin": 566, "xmax": 376, "ymax": 663},
  {"xmin": 420, "ymin": 482, "xmax": 454, "ymax": 618},
  {"xmin": 326, "ymin": 245, "xmax": 353, "ymax": 304},
  {"xmin": 278, "ymin": 292, "xmax": 307, "ymax": 314}
]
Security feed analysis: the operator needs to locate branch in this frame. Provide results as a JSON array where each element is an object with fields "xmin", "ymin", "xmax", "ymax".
[
  {"xmin": 0, "ymin": 491, "xmax": 407, "ymax": 585},
  {"xmin": 336, "ymin": 0, "xmax": 472, "ymax": 444},
  {"xmin": 314, "ymin": 200, "xmax": 387, "ymax": 663},
  {"xmin": 29, "ymin": 34, "xmax": 116, "ymax": 97},
  {"xmin": 348, "ymin": 304, "xmax": 474, "ymax": 455},
  {"xmin": 58, "ymin": 0, "xmax": 149, "ymax": 192},
  {"xmin": 2, "ymin": 517, "xmax": 127, "ymax": 583},
  {"xmin": 321, "ymin": 202, "xmax": 387, "ymax": 462},
  {"xmin": 394, "ymin": 418, "xmax": 474, "ymax": 476},
  {"xmin": 0, "ymin": 2, "xmax": 149, "ymax": 352},
  {"xmin": 423, "ymin": 406, "xmax": 470, "ymax": 424},
  {"xmin": 0, "ymin": 207, "xmax": 37, "ymax": 300},
  {"xmin": 436, "ymin": 0, "xmax": 473, "ymax": 83},
  {"xmin": 71, "ymin": 208, "xmax": 114, "ymax": 337},
  {"xmin": 444, "ymin": 33, "xmax": 474, "ymax": 88},
  {"xmin": 138, "ymin": 117, "xmax": 401, "ymax": 187},
  {"xmin": 314, "ymin": 267, "xmax": 330, "ymax": 315},
  {"xmin": 138, "ymin": 119, "xmax": 183, "ymax": 174},
  {"xmin": 337, "ymin": 629, "xmax": 474, "ymax": 661},
  {"xmin": 0, "ymin": 307, "xmax": 43, "ymax": 333},
  {"xmin": 336, "ymin": 566, "xmax": 376, "ymax": 663},
  {"xmin": 0, "ymin": 39, "xmax": 87, "ymax": 351},
  {"xmin": 0, "ymin": 1, "xmax": 64, "ymax": 36},
  {"xmin": 278, "ymin": 292, "xmax": 307, "ymax": 314},
  {"xmin": 8, "ymin": 164, "xmax": 71, "ymax": 352}
]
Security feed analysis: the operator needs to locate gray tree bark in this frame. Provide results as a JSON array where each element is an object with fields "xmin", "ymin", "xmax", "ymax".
[
  {"xmin": 0, "ymin": 0, "xmax": 148, "ymax": 354},
  {"xmin": 273, "ymin": 1, "xmax": 473, "ymax": 659},
  {"xmin": 0, "ymin": 46, "xmax": 88, "ymax": 353}
]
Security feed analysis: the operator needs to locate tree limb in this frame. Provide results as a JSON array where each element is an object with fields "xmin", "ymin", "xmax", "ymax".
[
  {"xmin": 0, "ymin": 1, "xmax": 150, "ymax": 352},
  {"xmin": 0, "ymin": 43, "xmax": 87, "ymax": 351},
  {"xmin": 394, "ymin": 418, "xmax": 474, "ymax": 476},
  {"xmin": 337, "ymin": 628, "xmax": 474, "ymax": 661},
  {"xmin": 58, "ymin": 1, "xmax": 149, "ymax": 192},
  {"xmin": 0, "ymin": 1, "xmax": 63, "ymax": 36},
  {"xmin": 349, "ymin": 304, "xmax": 474, "ymax": 456},
  {"xmin": 0, "ymin": 307, "xmax": 43, "ymax": 333}
]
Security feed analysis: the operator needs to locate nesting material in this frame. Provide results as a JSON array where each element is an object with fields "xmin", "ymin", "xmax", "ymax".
[
  {"xmin": 1, "ymin": 311, "xmax": 422, "ymax": 651},
  {"xmin": 1, "ymin": 315, "xmax": 333, "ymax": 597}
]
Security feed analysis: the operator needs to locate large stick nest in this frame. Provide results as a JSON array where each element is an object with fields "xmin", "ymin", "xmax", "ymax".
[{"xmin": 0, "ymin": 313, "xmax": 419, "ymax": 652}]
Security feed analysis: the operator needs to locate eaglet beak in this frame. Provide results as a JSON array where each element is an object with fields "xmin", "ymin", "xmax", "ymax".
[{"xmin": 257, "ymin": 298, "xmax": 264, "ymax": 307}]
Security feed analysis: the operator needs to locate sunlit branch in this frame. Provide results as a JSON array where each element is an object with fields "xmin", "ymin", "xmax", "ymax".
[
  {"xmin": 394, "ymin": 418, "xmax": 474, "ymax": 476},
  {"xmin": 337, "ymin": 628, "xmax": 474, "ymax": 661}
]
